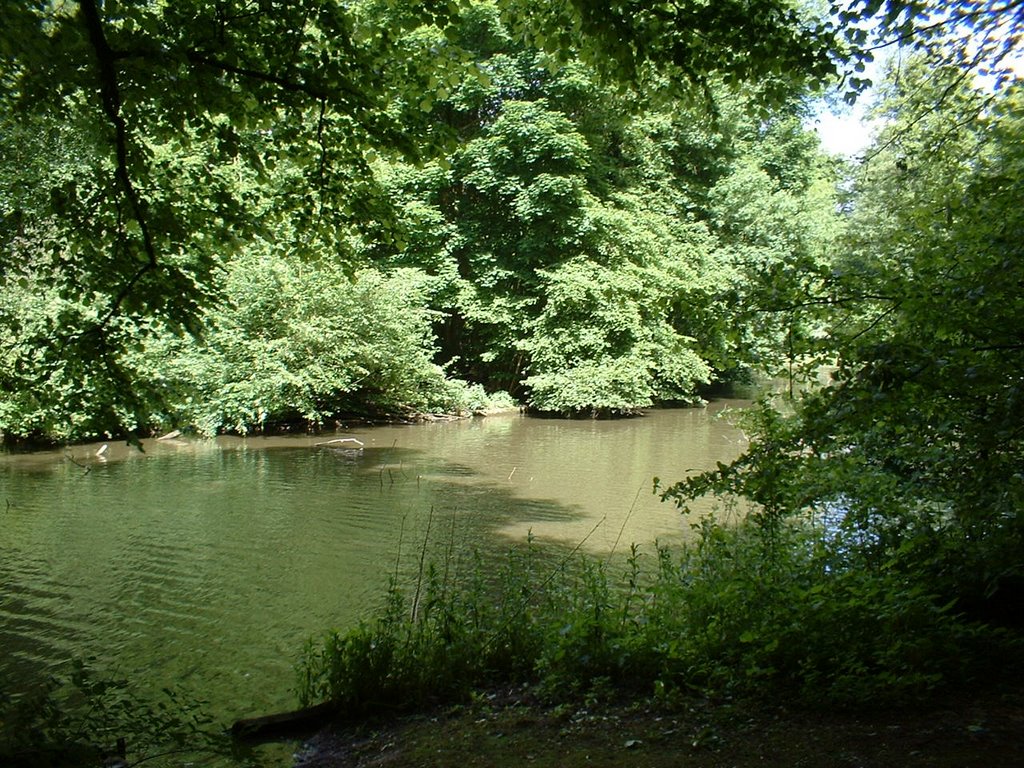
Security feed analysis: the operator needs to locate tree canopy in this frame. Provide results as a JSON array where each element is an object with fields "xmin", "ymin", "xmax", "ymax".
[
  {"xmin": 2, "ymin": 0, "xmax": 1022, "ymax": 439},
  {"xmin": 665, "ymin": 53, "xmax": 1024, "ymax": 621},
  {"xmin": 0, "ymin": 0, "xmax": 846, "ymax": 437}
]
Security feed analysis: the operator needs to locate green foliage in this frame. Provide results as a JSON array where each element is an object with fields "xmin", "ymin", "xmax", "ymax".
[
  {"xmin": 0, "ymin": 242, "xmax": 499, "ymax": 439},
  {"xmin": 504, "ymin": 0, "xmax": 836, "ymax": 105},
  {"xmin": 299, "ymin": 518, "xmax": 1011, "ymax": 716},
  {"xmin": 369, "ymin": 8, "xmax": 839, "ymax": 414},
  {"xmin": 663, "ymin": 62, "xmax": 1024, "ymax": 626},
  {"xmin": 522, "ymin": 253, "xmax": 711, "ymax": 415},
  {"xmin": 0, "ymin": 0, "xmax": 464, "ymax": 437},
  {"xmin": 2, "ymin": 0, "xmax": 847, "ymax": 438},
  {"xmin": 0, "ymin": 274, "xmax": 166, "ymax": 441},
  {"xmin": 1, "ymin": 0, "xmax": 845, "ymax": 437},
  {"xmin": 703, "ymin": 117, "xmax": 844, "ymax": 380},
  {"xmin": 298, "ymin": 543, "xmax": 550, "ymax": 714},
  {"xmin": 0, "ymin": 659, "xmax": 222, "ymax": 767},
  {"xmin": 0, "ymin": 0, "xmax": 846, "ymax": 436},
  {"xmin": 838, "ymin": 1, "xmax": 1024, "ymax": 98},
  {"xmin": 144, "ymin": 258, "xmax": 471, "ymax": 436},
  {"xmin": 647, "ymin": 518, "xmax": 995, "ymax": 706}
]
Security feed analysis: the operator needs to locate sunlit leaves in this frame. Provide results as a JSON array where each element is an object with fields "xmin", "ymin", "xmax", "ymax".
[
  {"xmin": 672, "ymin": 63, "xmax": 1024, "ymax": 615},
  {"xmin": 139, "ymin": 254, "xmax": 459, "ymax": 436},
  {"xmin": 834, "ymin": 0, "xmax": 1024, "ymax": 102},
  {"xmin": 1, "ymin": 0, "xmax": 854, "ymax": 437}
]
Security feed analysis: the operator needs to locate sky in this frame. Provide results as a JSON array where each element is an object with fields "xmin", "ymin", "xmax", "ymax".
[
  {"xmin": 813, "ymin": 106, "xmax": 876, "ymax": 157},
  {"xmin": 810, "ymin": 12, "xmax": 1024, "ymax": 160}
]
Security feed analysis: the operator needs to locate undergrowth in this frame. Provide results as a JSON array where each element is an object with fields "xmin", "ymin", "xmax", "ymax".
[
  {"xmin": 298, "ymin": 515, "xmax": 1017, "ymax": 716},
  {"xmin": 0, "ymin": 659, "xmax": 225, "ymax": 767}
]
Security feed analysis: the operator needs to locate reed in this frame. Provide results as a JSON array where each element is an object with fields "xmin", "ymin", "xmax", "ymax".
[{"xmin": 297, "ymin": 512, "xmax": 1017, "ymax": 717}]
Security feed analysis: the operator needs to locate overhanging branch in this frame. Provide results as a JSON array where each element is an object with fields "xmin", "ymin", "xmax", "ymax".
[{"xmin": 79, "ymin": 0, "xmax": 158, "ymax": 330}]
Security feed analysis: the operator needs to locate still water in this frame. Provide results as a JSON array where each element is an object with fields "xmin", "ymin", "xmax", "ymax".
[{"xmin": 0, "ymin": 402, "xmax": 747, "ymax": 760}]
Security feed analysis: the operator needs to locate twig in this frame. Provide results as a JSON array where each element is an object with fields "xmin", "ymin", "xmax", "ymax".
[
  {"xmin": 609, "ymin": 486, "xmax": 644, "ymax": 559},
  {"xmin": 441, "ymin": 508, "xmax": 458, "ymax": 604},
  {"xmin": 315, "ymin": 437, "xmax": 364, "ymax": 447},
  {"xmin": 394, "ymin": 514, "xmax": 407, "ymax": 582},
  {"xmin": 411, "ymin": 506, "xmax": 435, "ymax": 622},
  {"xmin": 379, "ymin": 439, "xmax": 398, "ymax": 489},
  {"xmin": 64, "ymin": 451, "xmax": 92, "ymax": 475},
  {"xmin": 128, "ymin": 745, "xmax": 224, "ymax": 767}
]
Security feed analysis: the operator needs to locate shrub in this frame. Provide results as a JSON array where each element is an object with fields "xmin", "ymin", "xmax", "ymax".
[
  {"xmin": 298, "ymin": 515, "xmax": 1014, "ymax": 716},
  {"xmin": 0, "ymin": 659, "xmax": 221, "ymax": 767}
]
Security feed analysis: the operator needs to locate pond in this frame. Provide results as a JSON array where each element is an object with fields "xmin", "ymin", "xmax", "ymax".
[{"xmin": 0, "ymin": 401, "xmax": 749, "ymax": 764}]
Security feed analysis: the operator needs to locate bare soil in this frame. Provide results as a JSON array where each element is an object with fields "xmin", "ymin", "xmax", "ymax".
[{"xmin": 293, "ymin": 685, "xmax": 1024, "ymax": 768}]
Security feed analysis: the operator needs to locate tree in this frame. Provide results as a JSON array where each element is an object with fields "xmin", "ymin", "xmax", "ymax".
[
  {"xmin": 665, "ymin": 59, "xmax": 1024, "ymax": 618},
  {"xmin": 1, "ymin": 0, "xmax": 841, "ymax": 438},
  {"xmin": 370, "ymin": 8, "xmax": 843, "ymax": 414},
  {"xmin": 0, "ymin": 0, "xmax": 460, "ymax": 437}
]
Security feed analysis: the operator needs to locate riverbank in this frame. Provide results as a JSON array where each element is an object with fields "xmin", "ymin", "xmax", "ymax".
[{"xmin": 295, "ymin": 685, "xmax": 1024, "ymax": 768}]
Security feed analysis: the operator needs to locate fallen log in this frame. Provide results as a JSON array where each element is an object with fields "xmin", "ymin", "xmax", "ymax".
[
  {"xmin": 231, "ymin": 701, "xmax": 338, "ymax": 742},
  {"xmin": 313, "ymin": 438, "xmax": 365, "ymax": 448}
]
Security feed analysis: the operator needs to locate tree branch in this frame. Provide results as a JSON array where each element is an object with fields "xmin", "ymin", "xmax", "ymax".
[
  {"xmin": 78, "ymin": 0, "xmax": 159, "ymax": 331},
  {"xmin": 184, "ymin": 49, "xmax": 332, "ymax": 99},
  {"xmin": 861, "ymin": 0, "xmax": 1024, "ymax": 54},
  {"xmin": 185, "ymin": 49, "xmax": 376, "ymax": 114}
]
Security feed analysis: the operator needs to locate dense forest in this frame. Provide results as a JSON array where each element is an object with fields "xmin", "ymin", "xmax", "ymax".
[
  {"xmin": 2, "ymin": 1, "xmax": 1016, "ymax": 446},
  {"xmin": 2, "ymin": 0, "xmax": 1024, "ymax": 762},
  {"xmin": 1, "ymin": 0, "xmax": 849, "ymax": 440}
]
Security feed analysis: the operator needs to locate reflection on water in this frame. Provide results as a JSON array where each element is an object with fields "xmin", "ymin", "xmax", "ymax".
[{"xmin": 0, "ymin": 403, "xmax": 747, "ymax": 760}]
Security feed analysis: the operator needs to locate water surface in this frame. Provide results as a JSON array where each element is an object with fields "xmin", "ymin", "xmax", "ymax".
[{"xmin": 0, "ymin": 403, "xmax": 748, "ymax": 761}]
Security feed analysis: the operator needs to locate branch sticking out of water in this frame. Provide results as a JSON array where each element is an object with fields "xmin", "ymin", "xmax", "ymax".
[
  {"xmin": 411, "ymin": 506, "xmax": 435, "ymax": 622},
  {"xmin": 314, "ymin": 437, "xmax": 365, "ymax": 448}
]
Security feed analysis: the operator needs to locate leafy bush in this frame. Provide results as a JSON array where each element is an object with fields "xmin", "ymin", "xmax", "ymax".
[
  {"xmin": 143, "ymin": 257, "xmax": 466, "ymax": 435},
  {"xmin": 0, "ymin": 659, "xmax": 221, "ymax": 767},
  {"xmin": 298, "ymin": 515, "xmax": 1012, "ymax": 717},
  {"xmin": 522, "ymin": 254, "xmax": 712, "ymax": 415}
]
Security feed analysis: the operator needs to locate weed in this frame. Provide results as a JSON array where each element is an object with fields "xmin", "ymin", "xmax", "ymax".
[
  {"xmin": 0, "ymin": 658, "xmax": 225, "ymax": 767},
  {"xmin": 298, "ymin": 511, "xmax": 1016, "ymax": 718}
]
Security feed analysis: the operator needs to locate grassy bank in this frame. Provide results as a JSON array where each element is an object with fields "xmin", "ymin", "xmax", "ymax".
[
  {"xmin": 292, "ymin": 512, "xmax": 1024, "ymax": 766},
  {"xmin": 297, "ymin": 515, "xmax": 1021, "ymax": 720}
]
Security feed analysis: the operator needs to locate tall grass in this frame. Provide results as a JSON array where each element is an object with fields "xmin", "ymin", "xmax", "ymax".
[{"xmin": 297, "ymin": 515, "xmax": 1017, "ymax": 716}]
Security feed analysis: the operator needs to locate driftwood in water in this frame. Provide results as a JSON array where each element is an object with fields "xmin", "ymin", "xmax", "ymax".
[
  {"xmin": 231, "ymin": 701, "xmax": 338, "ymax": 742},
  {"xmin": 314, "ymin": 437, "xmax": 365, "ymax": 448}
]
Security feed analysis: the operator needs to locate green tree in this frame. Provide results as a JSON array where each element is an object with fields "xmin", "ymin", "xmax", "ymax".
[
  {"xmin": 704, "ymin": 111, "xmax": 844, "ymax": 384},
  {"xmin": 143, "ymin": 254, "xmax": 462, "ymax": 436},
  {"xmin": 666, "ymin": 60, "xmax": 1024, "ymax": 617},
  {"xmin": 369, "ymin": 4, "xmax": 842, "ymax": 414},
  {"xmin": 2, "ymin": 0, "xmax": 841, "ymax": 438},
  {"xmin": 375, "ymin": 47, "xmax": 728, "ymax": 413}
]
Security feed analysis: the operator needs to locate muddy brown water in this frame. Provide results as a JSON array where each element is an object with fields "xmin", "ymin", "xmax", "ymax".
[{"xmin": 0, "ymin": 402, "xmax": 748, "ymax": 764}]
